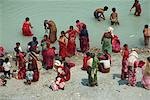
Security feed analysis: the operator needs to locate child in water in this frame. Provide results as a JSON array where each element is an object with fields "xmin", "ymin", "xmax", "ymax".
[{"xmin": 110, "ymin": 8, "xmax": 120, "ymax": 25}]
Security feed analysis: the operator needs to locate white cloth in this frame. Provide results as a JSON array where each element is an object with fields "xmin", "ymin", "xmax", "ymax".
[
  {"xmin": 26, "ymin": 71, "xmax": 34, "ymax": 81},
  {"xmin": 128, "ymin": 51, "xmax": 138, "ymax": 66},
  {"xmin": 3, "ymin": 62, "xmax": 11, "ymax": 71},
  {"xmin": 54, "ymin": 60, "xmax": 61, "ymax": 66},
  {"xmin": 87, "ymin": 58, "xmax": 93, "ymax": 67},
  {"xmin": 100, "ymin": 60, "xmax": 111, "ymax": 69},
  {"xmin": 18, "ymin": 46, "xmax": 22, "ymax": 52}
]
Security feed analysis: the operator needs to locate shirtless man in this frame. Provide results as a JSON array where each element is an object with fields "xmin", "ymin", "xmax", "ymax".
[{"xmin": 94, "ymin": 6, "xmax": 108, "ymax": 21}]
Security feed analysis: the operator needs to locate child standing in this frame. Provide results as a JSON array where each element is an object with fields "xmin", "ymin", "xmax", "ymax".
[
  {"xmin": 143, "ymin": 25, "xmax": 150, "ymax": 48},
  {"xmin": 3, "ymin": 58, "xmax": 12, "ymax": 79},
  {"xmin": 121, "ymin": 44, "xmax": 129, "ymax": 80},
  {"xmin": 14, "ymin": 42, "xmax": 22, "ymax": 66},
  {"xmin": 25, "ymin": 63, "xmax": 34, "ymax": 85},
  {"xmin": 110, "ymin": 8, "xmax": 119, "ymax": 25}
]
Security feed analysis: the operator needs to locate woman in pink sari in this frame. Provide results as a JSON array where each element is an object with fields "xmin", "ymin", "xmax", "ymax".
[
  {"xmin": 112, "ymin": 35, "xmax": 121, "ymax": 53},
  {"xmin": 22, "ymin": 17, "xmax": 33, "ymax": 36},
  {"xmin": 142, "ymin": 57, "xmax": 150, "ymax": 90}
]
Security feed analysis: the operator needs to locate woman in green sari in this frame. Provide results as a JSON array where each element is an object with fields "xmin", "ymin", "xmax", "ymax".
[
  {"xmin": 87, "ymin": 53, "xmax": 99, "ymax": 87},
  {"xmin": 101, "ymin": 31, "xmax": 113, "ymax": 55}
]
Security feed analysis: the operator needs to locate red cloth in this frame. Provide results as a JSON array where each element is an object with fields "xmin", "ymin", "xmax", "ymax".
[
  {"xmin": 59, "ymin": 41, "xmax": 67, "ymax": 59},
  {"xmin": 41, "ymin": 39, "xmax": 50, "ymax": 64},
  {"xmin": 29, "ymin": 53, "xmax": 39, "ymax": 82},
  {"xmin": 57, "ymin": 65, "xmax": 71, "ymax": 81},
  {"xmin": 76, "ymin": 22, "xmax": 85, "ymax": 32},
  {"xmin": 0, "ymin": 66, "xmax": 4, "ymax": 72},
  {"xmin": 33, "ymin": 70, "xmax": 39, "ymax": 82},
  {"xmin": 22, "ymin": 21, "xmax": 33, "ymax": 36},
  {"xmin": 135, "ymin": 3, "xmax": 142, "ymax": 15},
  {"xmin": 82, "ymin": 56, "xmax": 91, "ymax": 70},
  {"xmin": 112, "ymin": 35, "xmax": 121, "ymax": 53},
  {"xmin": 67, "ymin": 62, "xmax": 75, "ymax": 69},
  {"xmin": 18, "ymin": 67, "xmax": 26, "ymax": 79},
  {"xmin": 121, "ymin": 49, "xmax": 129, "ymax": 79},
  {"xmin": 80, "ymin": 36, "xmax": 90, "ymax": 52},
  {"xmin": 66, "ymin": 29, "xmax": 77, "ymax": 56},
  {"xmin": 0, "ymin": 47, "xmax": 4, "ymax": 57},
  {"xmin": 123, "ymin": 49, "xmax": 129, "ymax": 60},
  {"xmin": 18, "ymin": 52, "xmax": 26, "ymax": 79},
  {"xmin": 64, "ymin": 67, "xmax": 70, "ymax": 81},
  {"xmin": 45, "ymin": 48, "xmax": 55, "ymax": 69}
]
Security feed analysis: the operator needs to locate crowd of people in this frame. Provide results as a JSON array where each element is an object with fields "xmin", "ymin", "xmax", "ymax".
[{"xmin": 0, "ymin": 0, "xmax": 150, "ymax": 91}]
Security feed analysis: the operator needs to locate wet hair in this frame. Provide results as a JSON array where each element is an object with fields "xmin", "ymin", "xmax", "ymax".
[
  {"xmin": 86, "ymin": 52, "xmax": 91, "ymax": 57},
  {"xmin": 4, "ymin": 58, "xmax": 9, "ymax": 63},
  {"xmin": 147, "ymin": 57, "xmax": 150, "ymax": 63},
  {"xmin": 90, "ymin": 53, "xmax": 95, "ymax": 58},
  {"xmin": 52, "ymin": 47, "xmax": 56, "ymax": 50},
  {"xmin": 112, "ymin": 8, "xmax": 116, "ymax": 12},
  {"xmin": 70, "ymin": 26, "xmax": 73, "ymax": 30},
  {"xmin": 33, "ymin": 37, "xmax": 37, "ymax": 41},
  {"xmin": 44, "ymin": 34, "xmax": 48, "ymax": 39},
  {"xmin": 25, "ymin": 17, "xmax": 29, "ymax": 21},
  {"xmin": 104, "ymin": 49, "xmax": 108, "ymax": 53},
  {"xmin": 76, "ymin": 20, "xmax": 80, "ymax": 23},
  {"xmin": 16, "ymin": 42, "xmax": 20, "ymax": 46},
  {"xmin": 123, "ymin": 44, "xmax": 128, "ymax": 47},
  {"xmin": 104, "ymin": 6, "xmax": 108, "ymax": 11},
  {"xmin": 144, "ymin": 25, "xmax": 148, "ymax": 28},
  {"xmin": 136, "ymin": 0, "xmax": 139, "ymax": 3},
  {"xmin": 61, "ymin": 31, "xmax": 65, "ymax": 34}
]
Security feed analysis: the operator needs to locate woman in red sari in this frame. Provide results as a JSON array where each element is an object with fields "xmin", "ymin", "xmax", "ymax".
[
  {"xmin": 81, "ymin": 52, "xmax": 91, "ymax": 70},
  {"xmin": 58, "ymin": 31, "xmax": 67, "ymax": 61},
  {"xmin": 22, "ymin": 17, "xmax": 33, "ymax": 36},
  {"xmin": 45, "ymin": 44, "xmax": 55, "ymax": 70},
  {"xmin": 41, "ymin": 35, "xmax": 50, "ymax": 65},
  {"xmin": 66, "ymin": 26, "xmax": 78, "ymax": 57},
  {"xmin": 18, "ymin": 51, "xmax": 26, "ymax": 80},
  {"xmin": 79, "ymin": 24, "xmax": 90, "ymax": 53}
]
